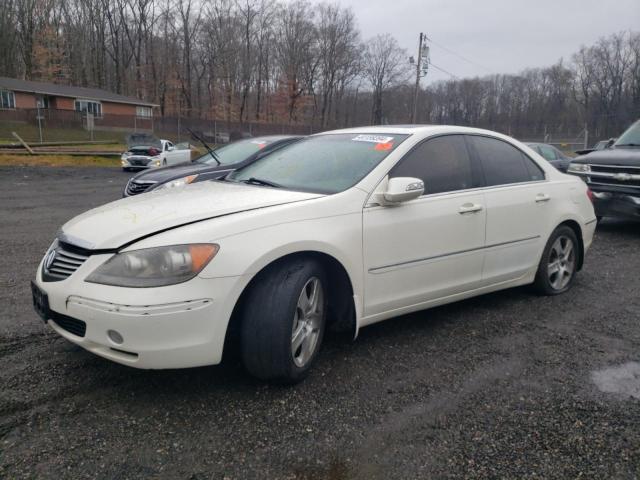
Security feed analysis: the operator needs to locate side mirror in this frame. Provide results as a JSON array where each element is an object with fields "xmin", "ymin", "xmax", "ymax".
[
  {"xmin": 380, "ymin": 177, "xmax": 424, "ymax": 205},
  {"xmin": 606, "ymin": 138, "xmax": 615, "ymax": 149}
]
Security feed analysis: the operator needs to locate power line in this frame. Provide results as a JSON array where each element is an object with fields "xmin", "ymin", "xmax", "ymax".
[
  {"xmin": 428, "ymin": 61, "xmax": 460, "ymax": 80},
  {"xmin": 425, "ymin": 36, "xmax": 492, "ymax": 74}
]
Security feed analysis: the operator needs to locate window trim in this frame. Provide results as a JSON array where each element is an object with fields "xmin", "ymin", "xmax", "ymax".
[
  {"xmin": 365, "ymin": 132, "xmax": 549, "ymax": 208},
  {"xmin": 0, "ymin": 90, "xmax": 16, "ymax": 109},
  {"xmin": 136, "ymin": 105, "xmax": 153, "ymax": 118},
  {"xmin": 74, "ymin": 98, "xmax": 103, "ymax": 118}
]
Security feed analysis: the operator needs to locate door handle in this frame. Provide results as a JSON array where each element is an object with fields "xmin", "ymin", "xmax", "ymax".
[
  {"xmin": 458, "ymin": 203, "xmax": 484, "ymax": 214},
  {"xmin": 535, "ymin": 193, "xmax": 551, "ymax": 203}
]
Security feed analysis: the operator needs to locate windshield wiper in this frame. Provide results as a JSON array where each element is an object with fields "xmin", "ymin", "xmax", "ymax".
[
  {"xmin": 185, "ymin": 127, "xmax": 221, "ymax": 166},
  {"xmin": 615, "ymin": 143, "xmax": 640, "ymax": 147},
  {"xmin": 240, "ymin": 177, "xmax": 282, "ymax": 188}
]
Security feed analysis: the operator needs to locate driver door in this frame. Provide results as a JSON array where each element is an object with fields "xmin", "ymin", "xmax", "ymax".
[{"xmin": 362, "ymin": 135, "xmax": 487, "ymax": 318}]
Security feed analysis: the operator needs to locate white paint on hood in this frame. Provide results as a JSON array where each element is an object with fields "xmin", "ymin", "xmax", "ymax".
[{"xmin": 61, "ymin": 181, "xmax": 322, "ymax": 249}]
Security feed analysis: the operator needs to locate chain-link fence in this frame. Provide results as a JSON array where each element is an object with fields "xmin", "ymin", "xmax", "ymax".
[
  {"xmin": 0, "ymin": 108, "xmax": 318, "ymax": 145},
  {"xmin": 0, "ymin": 108, "xmax": 628, "ymax": 154}
]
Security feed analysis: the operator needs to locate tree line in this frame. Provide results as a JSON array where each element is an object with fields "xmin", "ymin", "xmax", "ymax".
[{"xmin": 0, "ymin": 0, "xmax": 638, "ymax": 139}]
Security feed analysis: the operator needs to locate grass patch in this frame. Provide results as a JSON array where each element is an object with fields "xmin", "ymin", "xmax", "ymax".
[{"xmin": 0, "ymin": 154, "xmax": 120, "ymax": 167}]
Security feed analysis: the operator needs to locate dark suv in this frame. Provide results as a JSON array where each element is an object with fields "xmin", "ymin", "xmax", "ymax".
[{"xmin": 567, "ymin": 120, "xmax": 640, "ymax": 221}]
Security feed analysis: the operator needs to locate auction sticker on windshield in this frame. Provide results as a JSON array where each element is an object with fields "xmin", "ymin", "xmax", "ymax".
[{"xmin": 352, "ymin": 135, "xmax": 395, "ymax": 144}]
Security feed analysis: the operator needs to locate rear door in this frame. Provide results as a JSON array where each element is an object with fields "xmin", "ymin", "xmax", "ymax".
[
  {"xmin": 466, "ymin": 135, "xmax": 551, "ymax": 284},
  {"xmin": 363, "ymin": 135, "xmax": 487, "ymax": 317}
]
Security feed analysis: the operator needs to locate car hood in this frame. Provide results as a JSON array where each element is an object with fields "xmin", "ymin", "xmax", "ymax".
[
  {"xmin": 133, "ymin": 161, "xmax": 224, "ymax": 183},
  {"xmin": 126, "ymin": 133, "xmax": 161, "ymax": 149},
  {"xmin": 573, "ymin": 147, "xmax": 640, "ymax": 166},
  {"xmin": 61, "ymin": 181, "xmax": 323, "ymax": 250}
]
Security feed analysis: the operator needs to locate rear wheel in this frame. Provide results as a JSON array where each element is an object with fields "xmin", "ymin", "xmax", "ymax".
[
  {"xmin": 533, "ymin": 226, "xmax": 578, "ymax": 295},
  {"xmin": 240, "ymin": 258, "xmax": 327, "ymax": 383}
]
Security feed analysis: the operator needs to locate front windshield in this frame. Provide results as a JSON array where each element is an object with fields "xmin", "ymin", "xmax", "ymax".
[
  {"xmin": 228, "ymin": 133, "xmax": 410, "ymax": 194},
  {"xmin": 196, "ymin": 138, "xmax": 276, "ymax": 165},
  {"xmin": 615, "ymin": 121, "xmax": 640, "ymax": 146}
]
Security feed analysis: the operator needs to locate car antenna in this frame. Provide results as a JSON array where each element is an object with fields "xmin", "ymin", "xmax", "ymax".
[{"xmin": 185, "ymin": 127, "xmax": 221, "ymax": 166}]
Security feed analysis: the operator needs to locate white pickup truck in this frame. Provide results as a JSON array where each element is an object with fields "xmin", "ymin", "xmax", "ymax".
[{"xmin": 121, "ymin": 134, "xmax": 192, "ymax": 171}]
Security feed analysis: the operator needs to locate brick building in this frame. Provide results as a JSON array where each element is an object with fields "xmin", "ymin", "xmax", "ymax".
[{"xmin": 0, "ymin": 77, "xmax": 157, "ymax": 132}]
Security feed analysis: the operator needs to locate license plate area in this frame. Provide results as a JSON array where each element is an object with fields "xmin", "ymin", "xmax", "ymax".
[{"xmin": 30, "ymin": 281, "xmax": 50, "ymax": 322}]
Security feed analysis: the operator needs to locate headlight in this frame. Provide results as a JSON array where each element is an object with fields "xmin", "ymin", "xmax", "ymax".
[
  {"xmin": 85, "ymin": 244, "xmax": 219, "ymax": 287},
  {"xmin": 154, "ymin": 160, "xmax": 161, "ymax": 166},
  {"xmin": 568, "ymin": 163, "xmax": 590, "ymax": 174},
  {"xmin": 154, "ymin": 175, "xmax": 199, "ymax": 191}
]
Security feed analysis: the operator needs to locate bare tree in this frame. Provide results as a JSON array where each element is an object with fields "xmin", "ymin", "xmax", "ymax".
[{"xmin": 362, "ymin": 33, "xmax": 409, "ymax": 124}]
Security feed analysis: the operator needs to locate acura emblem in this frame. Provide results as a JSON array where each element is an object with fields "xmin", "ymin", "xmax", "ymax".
[{"xmin": 45, "ymin": 249, "xmax": 56, "ymax": 270}]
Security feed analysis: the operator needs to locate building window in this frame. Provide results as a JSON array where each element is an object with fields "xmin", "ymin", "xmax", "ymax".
[
  {"xmin": 74, "ymin": 99, "xmax": 102, "ymax": 117},
  {"xmin": 36, "ymin": 95, "xmax": 50, "ymax": 109},
  {"xmin": 136, "ymin": 106, "xmax": 152, "ymax": 118},
  {"xmin": 0, "ymin": 90, "xmax": 16, "ymax": 109}
]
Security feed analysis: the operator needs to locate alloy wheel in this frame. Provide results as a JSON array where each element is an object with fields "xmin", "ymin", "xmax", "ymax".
[
  {"xmin": 547, "ymin": 235, "xmax": 576, "ymax": 290},
  {"xmin": 291, "ymin": 277, "xmax": 324, "ymax": 368}
]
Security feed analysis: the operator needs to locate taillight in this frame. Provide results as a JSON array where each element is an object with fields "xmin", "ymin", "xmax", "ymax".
[
  {"xmin": 586, "ymin": 188, "xmax": 595, "ymax": 203},
  {"xmin": 149, "ymin": 147, "xmax": 160, "ymax": 156}
]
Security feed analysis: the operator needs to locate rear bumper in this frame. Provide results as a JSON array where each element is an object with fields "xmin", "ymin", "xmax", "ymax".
[{"xmin": 592, "ymin": 191, "xmax": 640, "ymax": 219}]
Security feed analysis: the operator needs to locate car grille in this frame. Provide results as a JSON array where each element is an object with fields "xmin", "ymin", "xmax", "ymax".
[
  {"xmin": 128, "ymin": 157, "xmax": 151, "ymax": 166},
  {"xmin": 51, "ymin": 312, "xmax": 87, "ymax": 337},
  {"xmin": 588, "ymin": 164, "xmax": 640, "ymax": 188},
  {"xmin": 44, "ymin": 243, "xmax": 90, "ymax": 281},
  {"xmin": 126, "ymin": 179, "xmax": 157, "ymax": 196}
]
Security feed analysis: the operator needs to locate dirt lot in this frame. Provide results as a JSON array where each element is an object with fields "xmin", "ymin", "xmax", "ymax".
[{"xmin": 1, "ymin": 166, "xmax": 639, "ymax": 479}]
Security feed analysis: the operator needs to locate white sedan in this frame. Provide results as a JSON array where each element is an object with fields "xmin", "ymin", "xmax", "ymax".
[
  {"xmin": 31, "ymin": 126, "xmax": 597, "ymax": 383},
  {"xmin": 121, "ymin": 139, "xmax": 191, "ymax": 171}
]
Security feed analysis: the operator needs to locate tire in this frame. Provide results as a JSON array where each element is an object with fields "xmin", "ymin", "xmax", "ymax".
[
  {"xmin": 122, "ymin": 167, "xmax": 130, "ymax": 172},
  {"xmin": 162, "ymin": 159, "xmax": 167, "ymax": 166},
  {"xmin": 533, "ymin": 225, "xmax": 579, "ymax": 295},
  {"xmin": 596, "ymin": 215, "xmax": 603, "ymax": 223},
  {"xmin": 240, "ymin": 258, "xmax": 327, "ymax": 383}
]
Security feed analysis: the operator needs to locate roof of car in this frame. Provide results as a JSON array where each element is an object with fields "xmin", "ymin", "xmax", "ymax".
[{"xmin": 320, "ymin": 124, "xmax": 508, "ymax": 137}]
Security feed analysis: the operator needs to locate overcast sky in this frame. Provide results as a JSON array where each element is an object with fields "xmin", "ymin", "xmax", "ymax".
[{"xmin": 334, "ymin": 0, "xmax": 640, "ymax": 83}]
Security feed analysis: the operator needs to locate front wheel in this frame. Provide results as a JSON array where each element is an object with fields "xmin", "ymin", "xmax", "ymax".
[
  {"xmin": 533, "ymin": 226, "xmax": 579, "ymax": 295},
  {"xmin": 240, "ymin": 258, "xmax": 327, "ymax": 383}
]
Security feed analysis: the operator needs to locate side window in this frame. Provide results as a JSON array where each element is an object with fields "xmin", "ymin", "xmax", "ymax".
[
  {"xmin": 469, "ymin": 136, "xmax": 543, "ymax": 186},
  {"xmin": 389, "ymin": 135, "xmax": 478, "ymax": 195},
  {"xmin": 538, "ymin": 145, "xmax": 557, "ymax": 161}
]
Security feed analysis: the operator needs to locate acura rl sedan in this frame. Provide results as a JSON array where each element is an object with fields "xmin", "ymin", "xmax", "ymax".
[{"xmin": 31, "ymin": 126, "xmax": 597, "ymax": 383}]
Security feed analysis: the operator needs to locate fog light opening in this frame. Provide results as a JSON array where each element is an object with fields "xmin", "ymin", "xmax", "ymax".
[{"xmin": 107, "ymin": 329, "xmax": 124, "ymax": 345}]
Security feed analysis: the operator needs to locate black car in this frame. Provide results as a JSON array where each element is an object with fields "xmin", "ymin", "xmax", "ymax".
[
  {"xmin": 123, "ymin": 135, "xmax": 302, "ymax": 197},
  {"xmin": 526, "ymin": 142, "xmax": 573, "ymax": 172},
  {"xmin": 567, "ymin": 120, "xmax": 640, "ymax": 221}
]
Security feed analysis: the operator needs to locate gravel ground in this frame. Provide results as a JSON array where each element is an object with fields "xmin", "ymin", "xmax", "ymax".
[{"xmin": 1, "ymin": 166, "xmax": 639, "ymax": 479}]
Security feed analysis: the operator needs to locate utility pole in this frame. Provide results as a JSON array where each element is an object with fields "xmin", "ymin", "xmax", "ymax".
[{"xmin": 410, "ymin": 33, "xmax": 429, "ymax": 123}]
